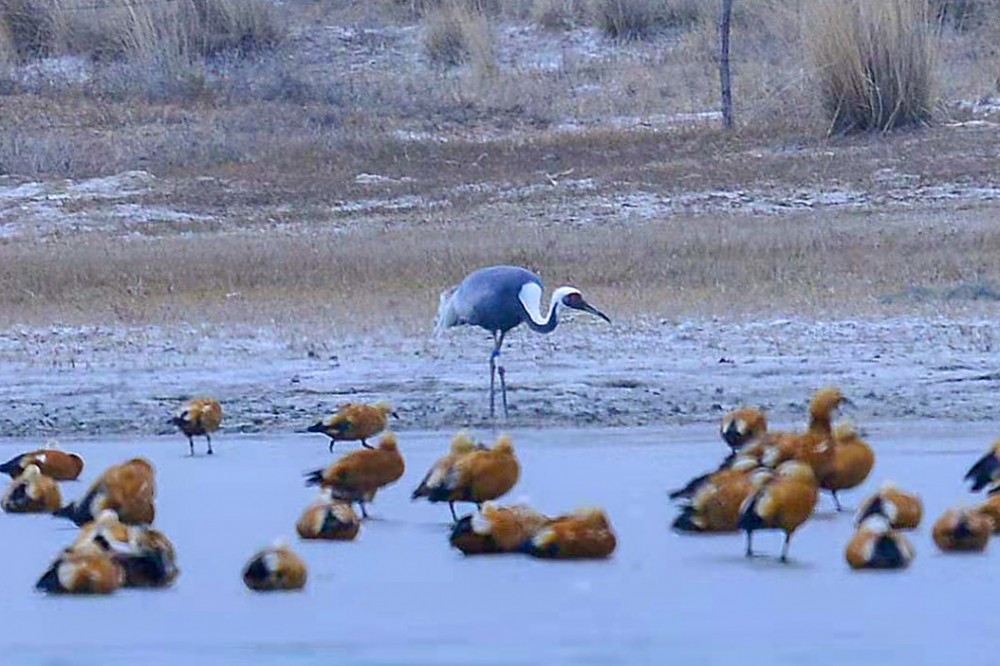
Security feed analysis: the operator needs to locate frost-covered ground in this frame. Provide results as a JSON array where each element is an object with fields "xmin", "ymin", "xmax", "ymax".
[
  {"xmin": 0, "ymin": 423, "xmax": 996, "ymax": 665},
  {"xmin": 3, "ymin": 317, "xmax": 1000, "ymax": 437}
]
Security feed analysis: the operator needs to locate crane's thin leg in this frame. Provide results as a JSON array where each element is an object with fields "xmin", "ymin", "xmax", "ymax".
[
  {"xmin": 188, "ymin": 436, "xmax": 195, "ymax": 457},
  {"xmin": 328, "ymin": 438, "xmax": 335, "ymax": 453},
  {"xmin": 358, "ymin": 501, "xmax": 369, "ymax": 519},
  {"xmin": 744, "ymin": 530, "xmax": 753, "ymax": 558},
  {"xmin": 495, "ymin": 331, "xmax": 508, "ymax": 418},
  {"xmin": 780, "ymin": 533, "xmax": 791, "ymax": 563},
  {"xmin": 489, "ymin": 331, "xmax": 501, "ymax": 418},
  {"xmin": 449, "ymin": 501, "xmax": 457, "ymax": 522},
  {"xmin": 206, "ymin": 434, "xmax": 213, "ymax": 456},
  {"xmin": 831, "ymin": 491, "xmax": 842, "ymax": 512}
]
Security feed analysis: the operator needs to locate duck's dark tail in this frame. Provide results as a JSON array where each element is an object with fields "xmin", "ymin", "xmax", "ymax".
[{"xmin": 671, "ymin": 506, "xmax": 705, "ymax": 533}]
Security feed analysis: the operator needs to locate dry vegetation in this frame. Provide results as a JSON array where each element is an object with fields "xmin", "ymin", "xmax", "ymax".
[
  {"xmin": 423, "ymin": 1, "xmax": 496, "ymax": 69},
  {"xmin": 0, "ymin": 0, "xmax": 284, "ymax": 60},
  {"xmin": 810, "ymin": 0, "xmax": 936, "ymax": 133},
  {"xmin": 3, "ymin": 196, "xmax": 1000, "ymax": 331},
  {"xmin": 0, "ymin": 0, "xmax": 997, "ymax": 332}
]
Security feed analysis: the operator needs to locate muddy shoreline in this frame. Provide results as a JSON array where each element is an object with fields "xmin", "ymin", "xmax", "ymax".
[{"xmin": 2, "ymin": 316, "xmax": 998, "ymax": 439}]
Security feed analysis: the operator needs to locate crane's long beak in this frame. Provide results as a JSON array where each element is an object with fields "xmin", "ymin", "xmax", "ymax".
[{"xmin": 580, "ymin": 300, "xmax": 611, "ymax": 324}]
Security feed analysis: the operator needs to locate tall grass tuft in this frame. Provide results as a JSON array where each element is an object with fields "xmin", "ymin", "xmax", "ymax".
[
  {"xmin": 0, "ymin": 0, "xmax": 285, "ymax": 63},
  {"xmin": 531, "ymin": 0, "xmax": 588, "ymax": 30},
  {"xmin": 0, "ymin": 15, "xmax": 14, "ymax": 64},
  {"xmin": 591, "ymin": 0, "xmax": 659, "ymax": 40},
  {"xmin": 930, "ymin": 0, "xmax": 989, "ymax": 29},
  {"xmin": 422, "ymin": 1, "xmax": 496, "ymax": 70},
  {"xmin": 590, "ymin": 0, "xmax": 702, "ymax": 40},
  {"xmin": 809, "ymin": 0, "xmax": 937, "ymax": 134}
]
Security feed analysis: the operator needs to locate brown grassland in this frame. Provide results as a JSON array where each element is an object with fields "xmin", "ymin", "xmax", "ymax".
[{"xmin": 0, "ymin": 0, "xmax": 998, "ymax": 333}]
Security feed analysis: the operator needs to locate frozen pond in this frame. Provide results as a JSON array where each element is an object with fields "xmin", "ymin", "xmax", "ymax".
[{"xmin": 0, "ymin": 422, "xmax": 997, "ymax": 665}]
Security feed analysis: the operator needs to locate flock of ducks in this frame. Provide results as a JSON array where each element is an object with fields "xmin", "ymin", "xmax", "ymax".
[
  {"xmin": 0, "ymin": 397, "xmax": 615, "ymax": 595},
  {"xmin": 669, "ymin": 386, "xmax": 1000, "ymax": 568},
  {"xmin": 7, "ymin": 385, "xmax": 1000, "ymax": 593},
  {"xmin": 1, "ymin": 453, "xmax": 175, "ymax": 594}
]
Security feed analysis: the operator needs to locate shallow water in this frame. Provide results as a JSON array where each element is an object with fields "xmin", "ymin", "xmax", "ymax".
[{"xmin": 0, "ymin": 423, "xmax": 996, "ymax": 665}]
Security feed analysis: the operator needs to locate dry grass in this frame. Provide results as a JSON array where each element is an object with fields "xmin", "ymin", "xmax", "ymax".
[
  {"xmin": 0, "ymin": 0, "xmax": 284, "ymax": 62},
  {"xmin": 590, "ymin": 0, "xmax": 660, "ymax": 40},
  {"xmin": 531, "ymin": 0, "xmax": 588, "ymax": 30},
  {"xmin": 809, "ymin": 0, "xmax": 937, "ymax": 134},
  {"xmin": 2, "ymin": 203, "xmax": 1000, "ymax": 331},
  {"xmin": 0, "ymin": 15, "xmax": 13, "ymax": 64},
  {"xmin": 930, "ymin": 0, "xmax": 1000, "ymax": 29},
  {"xmin": 590, "ymin": 0, "xmax": 703, "ymax": 40},
  {"xmin": 0, "ymin": 0, "xmax": 995, "ymax": 338},
  {"xmin": 422, "ymin": 1, "xmax": 496, "ymax": 70},
  {"xmin": 388, "ymin": 0, "xmax": 538, "ymax": 20},
  {"xmin": 0, "ymin": 0, "xmax": 992, "ymax": 179}
]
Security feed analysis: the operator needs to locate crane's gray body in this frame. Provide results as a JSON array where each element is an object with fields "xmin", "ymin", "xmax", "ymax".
[
  {"xmin": 435, "ymin": 264, "xmax": 608, "ymax": 418},
  {"xmin": 437, "ymin": 265, "xmax": 543, "ymax": 335}
]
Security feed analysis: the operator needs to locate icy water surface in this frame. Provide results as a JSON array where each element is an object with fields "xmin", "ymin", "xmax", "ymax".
[{"xmin": 0, "ymin": 423, "xmax": 997, "ymax": 665}]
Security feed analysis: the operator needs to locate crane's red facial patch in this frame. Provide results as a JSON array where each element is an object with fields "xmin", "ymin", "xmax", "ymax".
[{"xmin": 562, "ymin": 292, "xmax": 583, "ymax": 308}]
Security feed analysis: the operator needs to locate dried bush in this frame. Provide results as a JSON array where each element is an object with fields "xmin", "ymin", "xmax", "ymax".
[
  {"xmin": 531, "ymin": 0, "xmax": 588, "ymax": 30},
  {"xmin": 0, "ymin": 0, "xmax": 285, "ymax": 63},
  {"xmin": 590, "ymin": 0, "xmax": 702, "ymax": 40},
  {"xmin": 809, "ymin": 0, "xmax": 937, "ymax": 133},
  {"xmin": 423, "ymin": 2, "xmax": 496, "ymax": 70}
]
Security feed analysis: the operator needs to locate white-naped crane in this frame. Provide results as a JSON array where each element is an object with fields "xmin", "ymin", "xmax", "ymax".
[{"xmin": 435, "ymin": 265, "xmax": 611, "ymax": 418}]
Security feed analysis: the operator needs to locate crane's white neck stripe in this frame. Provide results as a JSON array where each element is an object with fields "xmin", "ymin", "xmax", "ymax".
[{"xmin": 518, "ymin": 282, "xmax": 548, "ymax": 326}]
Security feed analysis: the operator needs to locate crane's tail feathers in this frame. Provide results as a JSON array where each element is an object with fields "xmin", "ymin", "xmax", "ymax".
[{"xmin": 433, "ymin": 285, "xmax": 460, "ymax": 337}]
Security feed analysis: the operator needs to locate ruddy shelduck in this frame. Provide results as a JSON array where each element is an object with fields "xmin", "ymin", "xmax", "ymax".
[
  {"xmin": 845, "ymin": 515, "xmax": 914, "ymax": 570},
  {"xmin": 720, "ymin": 407, "xmax": 768, "ymax": 453},
  {"xmin": 73, "ymin": 510, "xmax": 178, "ymax": 588},
  {"xmin": 668, "ymin": 452, "xmax": 758, "ymax": 504},
  {"xmin": 412, "ymin": 431, "xmax": 481, "ymax": 521},
  {"xmin": 117, "ymin": 526, "xmax": 180, "ymax": 588},
  {"xmin": 673, "ymin": 462, "xmax": 773, "ymax": 533},
  {"xmin": 36, "ymin": 548, "xmax": 125, "ymax": 595},
  {"xmin": 523, "ymin": 508, "xmax": 617, "ymax": 560},
  {"xmin": 932, "ymin": 508, "xmax": 991, "ymax": 553},
  {"xmin": 55, "ymin": 458, "xmax": 156, "ymax": 526},
  {"xmin": 172, "ymin": 397, "xmax": 223, "ymax": 456},
  {"xmin": 669, "ymin": 409, "xmax": 770, "ymax": 502},
  {"xmin": 411, "ymin": 434, "xmax": 519, "ymax": 520},
  {"xmin": 450, "ymin": 503, "xmax": 551, "ymax": 555},
  {"xmin": 819, "ymin": 421, "xmax": 875, "ymax": 511},
  {"xmin": 307, "ymin": 401, "xmax": 398, "ymax": 452},
  {"xmin": 761, "ymin": 387, "xmax": 846, "ymax": 480},
  {"xmin": 243, "ymin": 542, "xmax": 307, "ymax": 592},
  {"xmin": 2, "ymin": 464, "xmax": 62, "ymax": 514},
  {"xmin": 855, "ymin": 482, "xmax": 922, "ymax": 530},
  {"xmin": 72, "ymin": 510, "xmax": 133, "ymax": 551},
  {"xmin": 304, "ymin": 432, "xmax": 405, "ymax": 518},
  {"xmin": 973, "ymin": 494, "xmax": 1000, "ymax": 533},
  {"xmin": 0, "ymin": 447, "xmax": 83, "ymax": 481},
  {"xmin": 738, "ymin": 460, "xmax": 819, "ymax": 562},
  {"xmin": 964, "ymin": 438, "xmax": 1000, "ymax": 492},
  {"xmin": 296, "ymin": 489, "xmax": 361, "ymax": 541}
]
